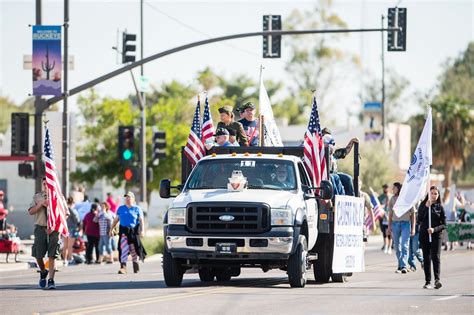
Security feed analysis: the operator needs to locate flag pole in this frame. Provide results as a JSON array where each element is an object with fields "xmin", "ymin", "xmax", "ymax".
[{"xmin": 427, "ymin": 105, "xmax": 432, "ymax": 243}]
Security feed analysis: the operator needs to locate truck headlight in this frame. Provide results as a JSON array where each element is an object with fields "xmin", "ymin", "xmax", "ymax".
[
  {"xmin": 271, "ymin": 208, "xmax": 292, "ymax": 226},
  {"xmin": 168, "ymin": 208, "xmax": 186, "ymax": 225}
]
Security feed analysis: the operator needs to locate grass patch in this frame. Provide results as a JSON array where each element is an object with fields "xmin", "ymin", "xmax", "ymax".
[{"xmin": 142, "ymin": 236, "xmax": 165, "ymax": 255}]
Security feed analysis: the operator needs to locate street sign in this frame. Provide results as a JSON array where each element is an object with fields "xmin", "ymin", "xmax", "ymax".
[{"xmin": 139, "ymin": 76, "xmax": 150, "ymax": 92}]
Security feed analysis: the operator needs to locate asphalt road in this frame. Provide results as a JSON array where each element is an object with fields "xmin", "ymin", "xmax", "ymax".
[{"xmin": 1, "ymin": 239, "xmax": 473, "ymax": 315}]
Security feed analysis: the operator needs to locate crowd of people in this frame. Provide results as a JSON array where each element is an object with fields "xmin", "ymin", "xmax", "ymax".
[
  {"xmin": 27, "ymin": 179, "xmax": 146, "ymax": 289},
  {"xmin": 371, "ymin": 181, "xmax": 473, "ymax": 290}
]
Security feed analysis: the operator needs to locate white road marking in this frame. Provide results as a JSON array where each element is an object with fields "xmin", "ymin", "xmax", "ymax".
[{"xmin": 434, "ymin": 295, "xmax": 461, "ymax": 301}]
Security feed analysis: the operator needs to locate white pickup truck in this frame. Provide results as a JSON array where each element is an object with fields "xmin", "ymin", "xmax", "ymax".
[{"xmin": 160, "ymin": 147, "xmax": 359, "ymax": 287}]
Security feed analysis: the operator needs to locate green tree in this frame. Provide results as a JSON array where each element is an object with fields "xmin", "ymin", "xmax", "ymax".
[
  {"xmin": 360, "ymin": 68, "xmax": 411, "ymax": 123},
  {"xmin": 72, "ymin": 81, "xmax": 197, "ymax": 201},
  {"xmin": 337, "ymin": 142, "xmax": 399, "ymax": 193},
  {"xmin": 275, "ymin": 0, "xmax": 358, "ymax": 124},
  {"xmin": 410, "ymin": 97, "xmax": 473, "ymax": 190}
]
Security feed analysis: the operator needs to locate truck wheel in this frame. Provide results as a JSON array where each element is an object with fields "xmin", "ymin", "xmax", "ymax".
[
  {"xmin": 163, "ymin": 248, "xmax": 184, "ymax": 287},
  {"xmin": 313, "ymin": 234, "xmax": 331, "ymax": 283},
  {"xmin": 215, "ymin": 270, "xmax": 232, "ymax": 281},
  {"xmin": 288, "ymin": 235, "xmax": 307, "ymax": 288},
  {"xmin": 199, "ymin": 268, "xmax": 215, "ymax": 282},
  {"xmin": 331, "ymin": 273, "xmax": 348, "ymax": 283}
]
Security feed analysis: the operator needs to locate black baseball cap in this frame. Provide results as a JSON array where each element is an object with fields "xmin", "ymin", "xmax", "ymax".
[
  {"xmin": 241, "ymin": 102, "xmax": 255, "ymax": 111},
  {"xmin": 214, "ymin": 128, "xmax": 229, "ymax": 136}
]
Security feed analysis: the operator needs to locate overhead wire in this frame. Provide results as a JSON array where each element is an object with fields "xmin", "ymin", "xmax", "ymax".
[{"xmin": 143, "ymin": 1, "xmax": 262, "ymax": 60}]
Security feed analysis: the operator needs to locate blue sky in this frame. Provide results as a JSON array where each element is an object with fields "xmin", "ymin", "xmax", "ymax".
[{"xmin": 0, "ymin": 0, "xmax": 472, "ymax": 124}]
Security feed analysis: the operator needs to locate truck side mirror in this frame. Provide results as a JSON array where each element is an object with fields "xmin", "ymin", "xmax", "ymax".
[
  {"xmin": 318, "ymin": 180, "xmax": 333, "ymax": 200},
  {"xmin": 160, "ymin": 179, "xmax": 171, "ymax": 198}
]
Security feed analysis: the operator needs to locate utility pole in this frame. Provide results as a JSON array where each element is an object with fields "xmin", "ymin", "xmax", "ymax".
[
  {"xmin": 34, "ymin": 0, "xmax": 44, "ymax": 192},
  {"xmin": 139, "ymin": 0, "xmax": 147, "ymax": 206},
  {"xmin": 62, "ymin": 0, "xmax": 70, "ymax": 196},
  {"xmin": 381, "ymin": 14, "xmax": 386, "ymax": 140}
]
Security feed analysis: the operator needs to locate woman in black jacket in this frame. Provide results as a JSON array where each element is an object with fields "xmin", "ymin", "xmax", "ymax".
[{"xmin": 417, "ymin": 186, "xmax": 446, "ymax": 289}]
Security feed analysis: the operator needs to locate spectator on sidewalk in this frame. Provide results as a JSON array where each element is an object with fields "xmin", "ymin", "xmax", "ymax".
[
  {"xmin": 0, "ymin": 190, "xmax": 8, "ymax": 231},
  {"xmin": 83, "ymin": 204, "xmax": 100, "ymax": 264},
  {"xmin": 106, "ymin": 193, "xmax": 119, "ymax": 214},
  {"xmin": 94, "ymin": 202, "xmax": 115, "ymax": 263},
  {"xmin": 63, "ymin": 197, "xmax": 80, "ymax": 266},
  {"xmin": 388, "ymin": 182, "xmax": 415, "ymax": 274},
  {"xmin": 418, "ymin": 186, "xmax": 446, "ymax": 289},
  {"xmin": 379, "ymin": 184, "xmax": 392, "ymax": 254},
  {"xmin": 27, "ymin": 177, "xmax": 60, "ymax": 289}
]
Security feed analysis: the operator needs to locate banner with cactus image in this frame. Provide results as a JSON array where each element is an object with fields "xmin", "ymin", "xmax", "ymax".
[{"xmin": 32, "ymin": 25, "xmax": 62, "ymax": 96}]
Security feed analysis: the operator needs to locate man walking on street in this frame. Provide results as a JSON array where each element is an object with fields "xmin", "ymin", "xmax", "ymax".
[{"xmin": 28, "ymin": 177, "xmax": 61, "ymax": 289}]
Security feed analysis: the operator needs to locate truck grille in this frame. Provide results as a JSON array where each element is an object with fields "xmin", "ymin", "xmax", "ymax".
[{"xmin": 186, "ymin": 202, "xmax": 270, "ymax": 233}]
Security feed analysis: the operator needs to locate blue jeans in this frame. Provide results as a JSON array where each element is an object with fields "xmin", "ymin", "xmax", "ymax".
[
  {"xmin": 392, "ymin": 221, "xmax": 411, "ymax": 269},
  {"xmin": 409, "ymin": 231, "xmax": 424, "ymax": 268},
  {"xmin": 99, "ymin": 235, "xmax": 112, "ymax": 256}
]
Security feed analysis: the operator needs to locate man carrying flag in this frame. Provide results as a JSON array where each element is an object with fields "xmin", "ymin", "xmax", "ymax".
[{"xmin": 28, "ymin": 124, "xmax": 69, "ymax": 289}]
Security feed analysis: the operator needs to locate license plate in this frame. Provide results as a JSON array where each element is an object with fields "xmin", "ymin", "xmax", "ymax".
[{"xmin": 215, "ymin": 243, "xmax": 237, "ymax": 254}]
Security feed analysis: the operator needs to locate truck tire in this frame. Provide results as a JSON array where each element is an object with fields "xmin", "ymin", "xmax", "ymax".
[
  {"xmin": 215, "ymin": 270, "xmax": 232, "ymax": 282},
  {"xmin": 331, "ymin": 273, "xmax": 348, "ymax": 283},
  {"xmin": 313, "ymin": 234, "xmax": 331, "ymax": 283},
  {"xmin": 199, "ymin": 268, "xmax": 215, "ymax": 282},
  {"xmin": 288, "ymin": 235, "xmax": 308, "ymax": 288},
  {"xmin": 163, "ymin": 248, "xmax": 184, "ymax": 287}
]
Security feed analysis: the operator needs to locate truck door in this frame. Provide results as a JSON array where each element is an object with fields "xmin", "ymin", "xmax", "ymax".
[{"xmin": 297, "ymin": 162, "xmax": 318, "ymax": 248}]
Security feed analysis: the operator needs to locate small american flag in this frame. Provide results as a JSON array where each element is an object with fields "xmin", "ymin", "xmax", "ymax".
[
  {"xmin": 44, "ymin": 125, "xmax": 69, "ymax": 237},
  {"xmin": 184, "ymin": 99, "xmax": 206, "ymax": 167},
  {"xmin": 365, "ymin": 187, "xmax": 386, "ymax": 232},
  {"xmin": 201, "ymin": 96, "xmax": 215, "ymax": 143},
  {"xmin": 303, "ymin": 95, "xmax": 326, "ymax": 186}
]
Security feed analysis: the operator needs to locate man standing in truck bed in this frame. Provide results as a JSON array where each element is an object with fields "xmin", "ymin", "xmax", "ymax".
[{"xmin": 238, "ymin": 102, "xmax": 259, "ymax": 146}]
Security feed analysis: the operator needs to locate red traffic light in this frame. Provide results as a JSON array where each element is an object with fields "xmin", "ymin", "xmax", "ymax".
[{"xmin": 124, "ymin": 168, "xmax": 134, "ymax": 181}]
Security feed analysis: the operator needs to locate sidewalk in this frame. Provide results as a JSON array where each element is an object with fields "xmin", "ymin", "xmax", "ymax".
[{"xmin": 0, "ymin": 240, "xmax": 35, "ymax": 273}]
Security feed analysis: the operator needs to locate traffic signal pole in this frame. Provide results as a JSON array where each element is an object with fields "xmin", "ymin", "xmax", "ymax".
[
  {"xmin": 139, "ymin": 0, "xmax": 147, "ymax": 206},
  {"xmin": 62, "ymin": 0, "xmax": 70, "ymax": 196}
]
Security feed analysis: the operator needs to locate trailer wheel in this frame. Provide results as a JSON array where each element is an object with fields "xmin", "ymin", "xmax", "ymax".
[
  {"xmin": 331, "ymin": 273, "xmax": 348, "ymax": 283},
  {"xmin": 313, "ymin": 234, "xmax": 331, "ymax": 283},
  {"xmin": 162, "ymin": 248, "xmax": 184, "ymax": 287},
  {"xmin": 288, "ymin": 235, "xmax": 308, "ymax": 288},
  {"xmin": 199, "ymin": 267, "xmax": 215, "ymax": 282}
]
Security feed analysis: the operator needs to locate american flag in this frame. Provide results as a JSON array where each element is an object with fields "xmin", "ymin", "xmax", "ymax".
[
  {"xmin": 44, "ymin": 125, "xmax": 69, "ymax": 237},
  {"xmin": 303, "ymin": 96, "xmax": 326, "ymax": 187},
  {"xmin": 201, "ymin": 97, "xmax": 215, "ymax": 143},
  {"xmin": 184, "ymin": 99, "xmax": 206, "ymax": 167},
  {"xmin": 365, "ymin": 187, "xmax": 386, "ymax": 232}
]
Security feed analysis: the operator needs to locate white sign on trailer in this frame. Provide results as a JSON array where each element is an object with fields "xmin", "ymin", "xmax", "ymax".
[{"xmin": 332, "ymin": 195, "xmax": 365, "ymax": 273}]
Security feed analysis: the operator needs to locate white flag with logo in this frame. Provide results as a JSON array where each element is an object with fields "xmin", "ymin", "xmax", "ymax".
[
  {"xmin": 259, "ymin": 71, "xmax": 283, "ymax": 147},
  {"xmin": 393, "ymin": 107, "xmax": 432, "ymax": 217}
]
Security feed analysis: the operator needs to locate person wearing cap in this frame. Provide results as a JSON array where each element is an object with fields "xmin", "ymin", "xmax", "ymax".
[
  {"xmin": 238, "ymin": 102, "xmax": 259, "ymax": 146},
  {"xmin": 226, "ymin": 128, "xmax": 240, "ymax": 146},
  {"xmin": 0, "ymin": 190, "xmax": 8, "ymax": 231},
  {"xmin": 216, "ymin": 105, "xmax": 248, "ymax": 146},
  {"xmin": 28, "ymin": 177, "xmax": 61, "ymax": 289},
  {"xmin": 110, "ymin": 191, "xmax": 146, "ymax": 274}
]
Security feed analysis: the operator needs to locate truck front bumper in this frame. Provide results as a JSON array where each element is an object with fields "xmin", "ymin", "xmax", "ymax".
[{"xmin": 165, "ymin": 226, "xmax": 295, "ymax": 259}]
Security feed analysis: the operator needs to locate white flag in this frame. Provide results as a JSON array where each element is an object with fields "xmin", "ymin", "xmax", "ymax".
[
  {"xmin": 259, "ymin": 69, "xmax": 283, "ymax": 146},
  {"xmin": 393, "ymin": 107, "xmax": 432, "ymax": 217}
]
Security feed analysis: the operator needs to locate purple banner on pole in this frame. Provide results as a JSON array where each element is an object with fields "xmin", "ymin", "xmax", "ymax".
[{"xmin": 32, "ymin": 25, "xmax": 62, "ymax": 96}]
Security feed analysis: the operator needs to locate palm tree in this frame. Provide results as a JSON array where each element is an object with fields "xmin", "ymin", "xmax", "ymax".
[{"xmin": 430, "ymin": 96, "xmax": 473, "ymax": 189}]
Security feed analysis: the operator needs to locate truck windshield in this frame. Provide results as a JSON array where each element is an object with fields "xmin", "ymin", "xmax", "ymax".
[{"xmin": 185, "ymin": 159, "xmax": 297, "ymax": 190}]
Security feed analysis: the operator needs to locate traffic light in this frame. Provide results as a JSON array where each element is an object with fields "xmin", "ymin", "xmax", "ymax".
[
  {"xmin": 19, "ymin": 163, "xmax": 33, "ymax": 178},
  {"xmin": 122, "ymin": 32, "xmax": 137, "ymax": 63},
  {"xmin": 152, "ymin": 131, "xmax": 166, "ymax": 164},
  {"xmin": 263, "ymin": 15, "xmax": 282, "ymax": 58},
  {"xmin": 123, "ymin": 166, "xmax": 138, "ymax": 182},
  {"xmin": 387, "ymin": 8, "xmax": 407, "ymax": 51},
  {"xmin": 118, "ymin": 126, "xmax": 135, "ymax": 164},
  {"xmin": 11, "ymin": 113, "xmax": 29, "ymax": 156}
]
